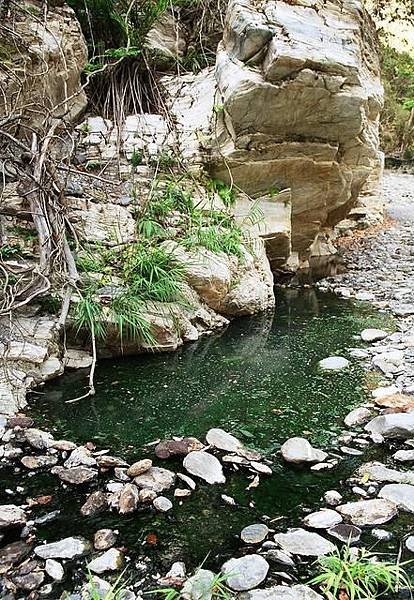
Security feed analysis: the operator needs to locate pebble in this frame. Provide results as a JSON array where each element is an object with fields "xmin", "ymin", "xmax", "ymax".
[
  {"xmin": 240, "ymin": 523, "xmax": 269, "ymax": 544},
  {"xmin": 45, "ymin": 558, "xmax": 64, "ymax": 581},
  {"xmin": 153, "ymin": 496, "xmax": 173, "ymax": 512}
]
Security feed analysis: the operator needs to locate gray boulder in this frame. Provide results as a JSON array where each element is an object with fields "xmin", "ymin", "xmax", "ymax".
[
  {"xmin": 281, "ymin": 437, "xmax": 327, "ymax": 464},
  {"xmin": 34, "ymin": 536, "xmax": 91, "ymax": 559},
  {"xmin": 183, "ymin": 451, "xmax": 226, "ymax": 484},
  {"xmin": 221, "ymin": 554, "xmax": 269, "ymax": 591},
  {"xmin": 378, "ymin": 484, "xmax": 414, "ymax": 512},
  {"xmin": 365, "ymin": 413, "xmax": 414, "ymax": 439},
  {"xmin": 336, "ymin": 499, "xmax": 398, "ymax": 526},
  {"xmin": 273, "ymin": 528, "xmax": 335, "ymax": 556}
]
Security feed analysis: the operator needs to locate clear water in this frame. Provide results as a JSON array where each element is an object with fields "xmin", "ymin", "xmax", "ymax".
[{"xmin": 23, "ymin": 289, "xmax": 401, "ymax": 575}]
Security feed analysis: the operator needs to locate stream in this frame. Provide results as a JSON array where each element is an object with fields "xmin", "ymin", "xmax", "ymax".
[{"xmin": 12, "ymin": 288, "xmax": 403, "ymax": 578}]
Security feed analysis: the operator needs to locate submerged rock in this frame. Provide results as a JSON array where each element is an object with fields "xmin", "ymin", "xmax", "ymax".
[
  {"xmin": 280, "ymin": 437, "xmax": 327, "ymax": 464},
  {"xmin": 318, "ymin": 356, "xmax": 349, "ymax": 371},
  {"xmin": 336, "ymin": 499, "xmax": 398, "ymax": 526},
  {"xmin": 273, "ymin": 528, "xmax": 335, "ymax": 557},
  {"xmin": 327, "ymin": 524, "xmax": 361, "ymax": 544},
  {"xmin": 34, "ymin": 536, "xmax": 92, "ymax": 559},
  {"xmin": 134, "ymin": 466, "xmax": 175, "ymax": 493},
  {"xmin": 303, "ymin": 509, "xmax": 342, "ymax": 529},
  {"xmin": 241, "ymin": 523, "xmax": 269, "ymax": 544},
  {"xmin": 87, "ymin": 548, "xmax": 124, "ymax": 574},
  {"xmin": 239, "ymin": 586, "xmax": 323, "ymax": 600},
  {"xmin": 378, "ymin": 484, "xmax": 414, "ymax": 512},
  {"xmin": 183, "ymin": 451, "xmax": 226, "ymax": 484},
  {"xmin": 0, "ymin": 505, "xmax": 26, "ymax": 529},
  {"xmin": 0, "ymin": 541, "xmax": 32, "ymax": 570},
  {"xmin": 221, "ymin": 554, "xmax": 269, "ymax": 591}
]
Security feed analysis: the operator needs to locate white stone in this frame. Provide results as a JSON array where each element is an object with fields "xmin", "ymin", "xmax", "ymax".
[
  {"xmin": 45, "ymin": 559, "xmax": 64, "ymax": 581},
  {"xmin": 372, "ymin": 385, "xmax": 399, "ymax": 399},
  {"xmin": 323, "ymin": 490, "xmax": 342, "ymax": 506},
  {"xmin": 273, "ymin": 528, "xmax": 336, "ymax": 556},
  {"xmin": 344, "ymin": 407, "xmax": 372, "ymax": 427},
  {"xmin": 153, "ymin": 496, "xmax": 173, "ymax": 512},
  {"xmin": 0, "ymin": 505, "xmax": 26, "ymax": 529},
  {"xmin": 356, "ymin": 461, "xmax": 414, "ymax": 484},
  {"xmin": 378, "ymin": 484, "xmax": 414, "ymax": 513},
  {"xmin": 303, "ymin": 509, "xmax": 342, "ymax": 529},
  {"xmin": 336, "ymin": 499, "xmax": 398, "ymax": 526},
  {"xmin": 35, "ymin": 537, "xmax": 91, "ymax": 559},
  {"xmin": 87, "ymin": 548, "xmax": 124, "ymax": 574},
  {"xmin": 183, "ymin": 451, "xmax": 226, "ymax": 484},
  {"xmin": 394, "ymin": 450, "xmax": 414, "ymax": 462},
  {"xmin": 406, "ymin": 536, "xmax": 414, "ymax": 552},
  {"xmin": 206, "ymin": 428, "xmax": 243, "ymax": 453},
  {"xmin": 280, "ymin": 437, "xmax": 327, "ymax": 464},
  {"xmin": 360, "ymin": 329, "xmax": 388, "ymax": 343},
  {"xmin": 241, "ymin": 523, "xmax": 269, "ymax": 544},
  {"xmin": 318, "ymin": 356, "xmax": 349, "ymax": 371},
  {"xmin": 238, "ymin": 585, "xmax": 323, "ymax": 600},
  {"xmin": 134, "ymin": 467, "xmax": 175, "ymax": 492},
  {"xmin": 221, "ymin": 554, "xmax": 269, "ymax": 591},
  {"xmin": 365, "ymin": 413, "xmax": 414, "ymax": 439},
  {"xmin": 181, "ymin": 569, "xmax": 215, "ymax": 600}
]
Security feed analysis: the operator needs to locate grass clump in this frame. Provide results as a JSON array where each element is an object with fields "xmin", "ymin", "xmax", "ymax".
[
  {"xmin": 308, "ymin": 546, "xmax": 413, "ymax": 600},
  {"xmin": 149, "ymin": 571, "xmax": 234, "ymax": 600}
]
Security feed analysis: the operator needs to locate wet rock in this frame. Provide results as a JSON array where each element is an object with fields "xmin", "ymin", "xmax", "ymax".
[
  {"xmin": 64, "ymin": 446, "xmax": 97, "ymax": 468},
  {"xmin": 280, "ymin": 437, "xmax": 327, "ymax": 465},
  {"xmin": 80, "ymin": 491, "xmax": 109, "ymax": 516},
  {"xmin": 406, "ymin": 536, "xmax": 414, "ymax": 552},
  {"xmin": 336, "ymin": 499, "xmax": 398, "ymax": 526},
  {"xmin": 83, "ymin": 575, "xmax": 112, "ymax": 599},
  {"xmin": 360, "ymin": 329, "xmax": 388, "ymax": 343},
  {"xmin": 395, "ymin": 449, "xmax": 414, "ymax": 462},
  {"xmin": 94, "ymin": 529, "xmax": 118, "ymax": 550},
  {"xmin": 134, "ymin": 466, "xmax": 175, "ymax": 493},
  {"xmin": 356, "ymin": 461, "xmax": 414, "ymax": 484},
  {"xmin": 365, "ymin": 413, "xmax": 414, "ymax": 439},
  {"xmin": 119, "ymin": 483, "xmax": 140, "ymax": 514},
  {"xmin": 0, "ymin": 505, "xmax": 26, "ymax": 528},
  {"xmin": 327, "ymin": 524, "xmax": 361, "ymax": 544},
  {"xmin": 127, "ymin": 459, "xmax": 152, "ymax": 477},
  {"xmin": 0, "ymin": 541, "xmax": 32, "ymax": 572},
  {"xmin": 34, "ymin": 536, "xmax": 92, "ymax": 559},
  {"xmin": 181, "ymin": 568, "xmax": 215, "ymax": 600},
  {"xmin": 52, "ymin": 465, "xmax": 98, "ymax": 485},
  {"xmin": 310, "ymin": 462, "xmax": 335, "ymax": 471},
  {"xmin": 303, "ymin": 509, "xmax": 342, "ymax": 529},
  {"xmin": 344, "ymin": 407, "xmax": 372, "ymax": 427},
  {"xmin": 371, "ymin": 528, "xmax": 393, "ymax": 541},
  {"xmin": 24, "ymin": 428, "xmax": 54, "ymax": 450},
  {"xmin": 155, "ymin": 437, "xmax": 203, "ymax": 459},
  {"xmin": 139, "ymin": 488, "xmax": 157, "ymax": 503},
  {"xmin": 87, "ymin": 548, "xmax": 124, "ymax": 574},
  {"xmin": 96, "ymin": 455, "xmax": 129, "ymax": 469},
  {"xmin": 378, "ymin": 484, "xmax": 414, "ymax": 512},
  {"xmin": 374, "ymin": 393, "xmax": 414, "ymax": 411},
  {"xmin": 318, "ymin": 356, "xmax": 349, "ymax": 371},
  {"xmin": 251, "ymin": 461, "xmax": 272, "ymax": 475},
  {"xmin": 63, "ymin": 348, "xmax": 93, "ymax": 369},
  {"xmin": 323, "ymin": 490, "xmax": 342, "ymax": 506},
  {"xmin": 21, "ymin": 455, "xmax": 58, "ymax": 469},
  {"xmin": 183, "ymin": 451, "xmax": 226, "ymax": 484},
  {"xmin": 11, "ymin": 560, "xmax": 45, "ymax": 591},
  {"xmin": 45, "ymin": 558, "xmax": 64, "ymax": 581},
  {"xmin": 241, "ymin": 523, "xmax": 269, "ymax": 544},
  {"xmin": 153, "ymin": 496, "xmax": 173, "ymax": 512},
  {"xmin": 341, "ymin": 446, "xmax": 363, "ymax": 456},
  {"xmin": 165, "ymin": 561, "xmax": 186, "ymax": 579},
  {"xmin": 222, "ymin": 554, "xmax": 269, "ymax": 591},
  {"xmin": 264, "ymin": 549, "xmax": 295, "ymax": 568},
  {"xmin": 206, "ymin": 428, "xmax": 243, "ymax": 453},
  {"xmin": 238, "ymin": 585, "xmax": 323, "ymax": 600},
  {"xmin": 7, "ymin": 416, "xmax": 34, "ymax": 428},
  {"xmin": 273, "ymin": 528, "xmax": 336, "ymax": 556}
]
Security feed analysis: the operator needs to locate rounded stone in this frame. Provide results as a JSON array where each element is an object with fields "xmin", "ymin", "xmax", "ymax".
[
  {"xmin": 318, "ymin": 356, "xmax": 350, "ymax": 371},
  {"xmin": 406, "ymin": 535, "xmax": 414, "ymax": 552},
  {"xmin": 303, "ymin": 509, "xmax": 342, "ymax": 529},
  {"xmin": 241, "ymin": 523, "xmax": 270, "ymax": 544},
  {"xmin": 360, "ymin": 329, "xmax": 388, "ymax": 343},
  {"xmin": 222, "ymin": 554, "xmax": 269, "ymax": 591},
  {"xmin": 153, "ymin": 496, "xmax": 173, "ymax": 512}
]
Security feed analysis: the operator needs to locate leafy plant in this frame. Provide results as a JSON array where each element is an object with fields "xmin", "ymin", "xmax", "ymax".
[
  {"xmin": 122, "ymin": 243, "xmax": 186, "ymax": 303},
  {"xmin": 130, "ymin": 147, "xmax": 143, "ymax": 168},
  {"xmin": 308, "ymin": 546, "xmax": 413, "ymax": 600},
  {"xmin": 209, "ymin": 179, "xmax": 236, "ymax": 208},
  {"xmin": 182, "ymin": 223, "xmax": 244, "ymax": 259},
  {"xmin": 109, "ymin": 293, "xmax": 155, "ymax": 346},
  {"xmin": 74, "ymin": 295, "xmax": 106, "ymax": 340},
  {"xmin": 0, "ymin": 243, "xmax": 23, "ymax": 259}
]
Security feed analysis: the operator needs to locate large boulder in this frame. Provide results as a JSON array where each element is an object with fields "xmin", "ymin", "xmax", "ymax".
[
  {"xmin": 210, "ymin": 0, "xmax": 383, "ymax": 260},
  {"xmin": 365, "ymin": 413, "xmax": 414, "ymax": 439}
]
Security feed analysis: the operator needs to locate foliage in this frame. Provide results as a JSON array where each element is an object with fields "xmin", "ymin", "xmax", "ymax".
[
  {"xmin": 381, "ymin": 45, "xmax": 414, "ymax": 155},
  {"xmin": 122, "ymin": 243, "xmax": 186, "ymax": 303},
  {"xmin": 308, "ymin": 546, "xmax": 413, "ymax": 600},
  {"xmin": 182, "ymin": 223, "xmax": 244, "ymax": 258},
  {"xmin": 0, "ymin": 243, "xmax": 23, "ymax": 259},
  {"xmin": 130, "ymin": 147, "xmax": 143, "ymax": 168},
  {"xmin": 149, "ymin": 571, "xmax": 234, "ymax": 600},
  {"xmin": 209, "ymin": 179, "xmax": 236, "ymax": 208}
]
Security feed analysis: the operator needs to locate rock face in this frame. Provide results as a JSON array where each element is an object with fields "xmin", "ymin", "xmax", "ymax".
[{"xmin": 211, "ymin": 0, "xmax": 383, "ymax": 260}]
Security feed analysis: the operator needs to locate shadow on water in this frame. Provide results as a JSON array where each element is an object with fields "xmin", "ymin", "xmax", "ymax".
[{"xmin": 23, "ymin": 289, "xmax": 398, "ymax": 572}]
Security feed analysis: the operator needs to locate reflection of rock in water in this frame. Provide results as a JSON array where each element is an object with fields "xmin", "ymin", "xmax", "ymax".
[
  {"xmin": 280, "ymin": 288, "xmax": 321, "ymax": 316},
  {"xmin": 289, "ymin": 255, "xmax": 346, "ymax": 286}
]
